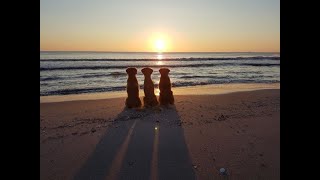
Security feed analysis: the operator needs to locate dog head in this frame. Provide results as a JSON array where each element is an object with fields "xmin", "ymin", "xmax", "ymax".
[
  {"xmin": 159, "ymin": 68, "xmax": 170, "ymax": 76},
  {"xmin": 141, "ymin": 67, "xmax": 153, "ymax": 76},
  {"xmin": 126, "ymin": 67, "xmax": 137, "ymax": 76}
]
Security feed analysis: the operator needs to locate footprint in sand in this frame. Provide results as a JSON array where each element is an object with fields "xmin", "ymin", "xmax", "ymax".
[{"xmin": 215, "ymin": 114, "xmax": 228, "ymax": 121}]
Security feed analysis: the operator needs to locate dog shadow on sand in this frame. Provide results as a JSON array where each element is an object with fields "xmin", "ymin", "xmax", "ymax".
[{"xmin": 73, "ymin": 105, "xmax": 196, "ymax": 180}]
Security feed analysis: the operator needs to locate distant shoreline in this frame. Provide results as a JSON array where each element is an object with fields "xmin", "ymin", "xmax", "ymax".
[{"xmin": 40, "ymin": 83, "xmax": 280, "ymax": 103}]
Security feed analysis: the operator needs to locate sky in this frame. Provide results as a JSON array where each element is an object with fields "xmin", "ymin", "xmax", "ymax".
[{"xmin": 40, "ymin": 0, "xmax": 280, "ymax": 52}]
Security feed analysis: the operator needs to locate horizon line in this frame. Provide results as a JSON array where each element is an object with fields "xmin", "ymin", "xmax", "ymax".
[{"xmin": 40, "ymin": 50, "xmax": 280, "ymax": 53}]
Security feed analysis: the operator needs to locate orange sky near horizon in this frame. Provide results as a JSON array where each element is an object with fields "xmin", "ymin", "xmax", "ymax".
[
  {"xmin": 40, "ymin": 30, "xmax": 279, "ymax": 52},
  {"xmin": 40, "ymin": 0, "xmax": 280, "ymax": 52}
]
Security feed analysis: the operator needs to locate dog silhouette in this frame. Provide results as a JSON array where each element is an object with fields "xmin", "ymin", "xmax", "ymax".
[
  {"xmin": 141, "ymin": 67, "xmax": 158, "ymax": 107},
  {"xmin": 125, "ymin": 67, "xmax": 142, "ymax": 108},
  {"xmin": 159, "ymin": 68, "xmax": 174, "ymax": 105}
]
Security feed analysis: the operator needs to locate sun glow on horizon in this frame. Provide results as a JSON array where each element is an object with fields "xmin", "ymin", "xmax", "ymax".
[
  {"xmin": 149, "ymin": 32, "xmax": 171, "ymax": 52},
  {"xmin": 155, "ymin": 39, "xmax": 165, "ymax": 52}
]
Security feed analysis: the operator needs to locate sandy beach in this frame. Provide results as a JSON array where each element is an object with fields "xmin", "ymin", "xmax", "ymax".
[{"xmin": 40, "ymin": 84, "xmax": 280, "ymax": 180}]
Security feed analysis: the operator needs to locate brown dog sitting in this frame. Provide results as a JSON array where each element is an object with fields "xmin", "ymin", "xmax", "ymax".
[
  {"xmin": 125, "ymin": 67, "xmax": 142, "ymax": 108},
  {"xmin": 141, "ymin": 67, "xmax": 158, "ymax": 107},
  {"xmin": 159, "ymin": 68, "xmax": 174, "ymax": 105}
]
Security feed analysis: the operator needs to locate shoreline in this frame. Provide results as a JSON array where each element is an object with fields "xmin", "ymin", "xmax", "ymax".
[{"xmin": 40, "ymin": 83, "xmax": 280, "ymax": 103}]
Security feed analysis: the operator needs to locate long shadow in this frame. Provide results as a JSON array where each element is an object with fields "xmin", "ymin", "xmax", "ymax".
[
  {"xmin": 117, "ymin": 110, "xmax": 155, "ymax": 180},
  {"xmin": 73, "ymin": 109, "xmax": 137, "ymax": 180},
  {"xmin": 73, "ymin": 106, "xmax": 196, "ymax": 180},
  {"xmin": 157, "ymin": 106, "xmax": 196, "ymax": 180},
  {"xmin": 117, "ymin": 106, "xmax": 195, "ymax": 180}
]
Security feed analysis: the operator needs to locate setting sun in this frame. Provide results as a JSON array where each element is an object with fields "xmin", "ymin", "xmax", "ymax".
[
  {"xmin": 155, "ymin": 39, "xmax": 165, "ymax": 52},
  {"xmin": 145, "ymin": 32, "xmax": 172, "ymax": 52}
]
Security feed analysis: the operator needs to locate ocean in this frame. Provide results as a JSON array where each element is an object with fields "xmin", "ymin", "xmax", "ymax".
[{"xmin": 40, "ymin": 51, "xmax": 280, "ymax": 96}]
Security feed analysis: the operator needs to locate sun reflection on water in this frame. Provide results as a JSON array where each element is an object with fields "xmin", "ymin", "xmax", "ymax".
[
  {"xmin": 155, "ymin": 88, "xmax": 160, "ymax": 96},
  {"xmin": 156, "ymin": 61, "xmax": 163, "ymax": 65},
  {"xmin": 157, "ymin": 54, "xmax": 163, "ymax": 60},
  {"xmin": 156, "ymin": 54, "xmax": 163, "ymax": 65}
]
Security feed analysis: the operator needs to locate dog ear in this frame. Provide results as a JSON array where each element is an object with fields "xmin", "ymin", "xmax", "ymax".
[
  {"xmin": 142, "ymin": 67, "xmax": 153, "ymax": 74},
  {"xmin": 159, "ymin": 68, "xmax": 170, "ymax": 74},
  {"xmin": 133, "ymin": 68, "xmax": 137, "ymax": 74},
  {"xmin": 126, "ymin": 68, "xmax": 137, "ymax": 74},
  {"xmin": 141, "ymin": 68, "xmax": 146, "ymax": 74},
  {"xmin": 159, "ymin": 68, "xmax": 163, "ymax": 74},
  {"xmin": 146, "ymin": 67, "xmax": 153, "ymax": 74}
]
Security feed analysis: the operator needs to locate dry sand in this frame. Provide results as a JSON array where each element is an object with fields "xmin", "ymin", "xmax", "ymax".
[{"xmin": 40, "ymin": 85, "xmax": 280, "ymax": 180}]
